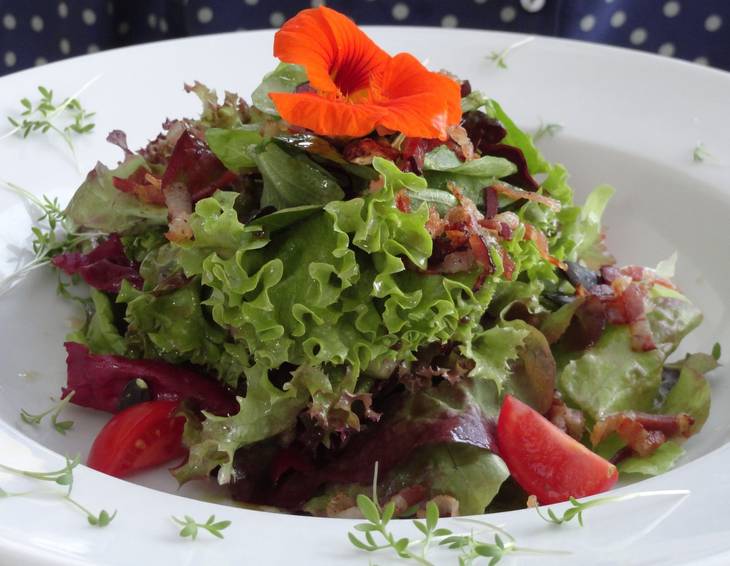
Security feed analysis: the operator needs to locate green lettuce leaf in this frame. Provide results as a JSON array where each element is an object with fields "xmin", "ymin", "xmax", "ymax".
[
  {"xmin": 251, "ymin": 63, "xmax": 308, "ymax": 116},
  {"xmin": 647, "ymin": 288, "xmax": 703, "ymax": 358},
  {"xmin": 185, "ymin": 81, "xmax": 250, "ymax": 129},
  {"xmin": 487, "ymin": 99, "xmax": 550, "ymax": 175},
  {"xmin": 65, "ymin": 158, "xmax": 168, "ymax": 233},
  {"xmin": 423, "ymin": 145, "xmax": 517, "ymax": 197},
  {"xmin": 205, "ymin": 128, "xmax": 262, "ymax": 171},
  {"xmin": 558, "ymin": 325, "xmax": 664, "ymax": 420},
  {"xmin": 663, "ymin": 352, "xmax": 718, "ymax": 433},
  {"xmin": 251, "ymin": 142, "xmax": 345, "ymax": 209},
  {"xmin": 67, "ymin": 289, "xmax": 126, "ymax": 355},
  {"xmin": 460, "ymin": 322, "xmax": 529, "ymax": 393},
  {"xmin": 618, "ymin": 441, "xmax": 685, "ymax": 476}
]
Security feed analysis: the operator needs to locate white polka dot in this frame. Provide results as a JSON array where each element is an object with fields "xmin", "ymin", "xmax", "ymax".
[
  {"xmin": 30, "ymin": 15, "xmax": 44, "ymax": 32},
  {"xmin": 500, "ymin": 6, "xmax": 517, "ymax": 23},
  {"xmin": 310, "ymin": 0, "xmax": 326, "ymax": 6},
  {"xmin": 35, "ymin": 56, "xmax": 47, "ymax": 66},
  {"xmin": 87, "ymin": 44, "xmax": 99, "ymax": 54},
  {"xmin": 269, "ymin": 11, "xmax": 285, "ymax": 27},
  {"xmin": 610, "ymin": 10, "xmax": 626, "ymax": 28},
  {"xmin": 520, "ymin": 0, "xmax": 545, "ymax": 13},
  {"xmin": 579, "ymin": 14, "xmax": 596, "ymax": 32},
  {"xmin": 159, "ymin": 17, "xmax": 168, "ymax": 33},
  {"xmin": 244, "ymin": 0, "xmax": 259, "ymax": 5},
  {"xmin": 705, "ymin": 14, "xmax": 722, "ymax": 32},
  {"xmin": 147, "ymin": 13, "xmax": 157, "ymax": 29},
  {"xmin": 694, "ymin": 56, "xmax": 709, "ymax": 66},
  {"xmin": 663, "ymin": 1, "xmax": 680, "ymax": 18},
  {"xmin": 197, "ymin": 6, "xmax": 213, "ymax": 24},
  {"xmin": 4, "ymin": 51, "xmax": 17, "ymax": 67},
  {"xmin": 391, "ymin": 3, "xmax": 409, "ymax": 21},
  {"xmin": 441, "ymin": 14, "xmax": 458, "ymax": 27},
  {"xmin": 82, "ymin": 8, "xmax": 96, "ymax": 26},
  {"xmin": 658, "ymin": 42, "xmax": 675, "ymax": 57},
  {"xmin": 2, "ymin": 13, "xmax": 16, "ymax": 30},
  {"xmin": 474, "ymin": 0, "xmax": 488, "ymax": 4},
  {"xmin": 605, "ymin": 0, "xmax": 615, "ymax": 3},
  {"xmin": 58, "ymin": 2, "xmax": 68, "ymax": 19},
  {"xmin": 629, "ymin": 27, "xmax": 648, "ymax": 45},
  {"xmin": 59, "ymin": 37, "xmax": 71, "ymax": 55}
]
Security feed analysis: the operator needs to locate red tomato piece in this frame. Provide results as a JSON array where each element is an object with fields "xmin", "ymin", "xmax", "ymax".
[
  {"xmin": 497, "ymin": 394, "xmax": 618, "ymax": 504},
  {"xmin": 87, "ymin": 400, "xmax": 186, "ymax": 478}
]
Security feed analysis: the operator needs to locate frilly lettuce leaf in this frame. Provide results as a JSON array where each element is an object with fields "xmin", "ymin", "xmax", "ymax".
[
  {"xmin": 460, "ymin": 322, "xmax": 529, "ymax": 392},
  {"xmin": 65, "ymin": 157, "xmax": 167, "ymax": 233},
  {"xmin": 67, "ymin": 289, "xmax": 126, "ymax": 356}
]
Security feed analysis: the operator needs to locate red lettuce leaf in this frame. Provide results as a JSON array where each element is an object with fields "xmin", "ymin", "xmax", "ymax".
[
  {"xmin": 62, "ymin": 342, "xmax": 238, "ymax": 416},
  {"xmin": 51, "ymin": 234, "xmax": 142, "ymax": 293}
]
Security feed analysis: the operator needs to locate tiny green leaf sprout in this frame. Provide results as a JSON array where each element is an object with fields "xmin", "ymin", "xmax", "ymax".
[
  {"xmin": 529, "ymin": 489, "xmax": 691, "ymax": 527},
  {"xmin": 534, "ymin": 120, "xmax": 564, "ymax": 142},
  {"xmin": 487, "ymin": 37, "xmax": 535, "ymax": 70},
  {"xmin": 20, "ymin": 390, "xmax": 76, "ymax": 434},
  {"xmin": 692, "ymin": 142, "xmax": 712, "ymax": 163},
  {"xmin": 712, "ymin": 342, "xmax": 722, "ymax": 361},
  {"xmin": 3, "ymin": 78, "xmax": 100, "ymax": 167},
  {"xmin": 172, "ymin": 515, "xmax": 232, "ymax": 540},
  {"xmin": 348, "ymin": 463, "xmax": 568, "ymax": 565},
  {"xmin": 0, "ymin": 455, "xmax": 117, "ymax": 527}
]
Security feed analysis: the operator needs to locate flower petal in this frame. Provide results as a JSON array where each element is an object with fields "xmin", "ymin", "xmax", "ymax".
[
  {"xmin": 270, "ymin": 91, "xmax": 388, "ymax": 137},
  {"xmin": 374, "ymin": 53, "xmax": 462, "ymax": 139},
  {"xmin": 273, "ymin": 6, "xmax": 389, "ymax": 96}
]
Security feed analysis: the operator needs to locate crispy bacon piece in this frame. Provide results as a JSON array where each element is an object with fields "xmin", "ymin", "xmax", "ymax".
[
  {"xmin": 490, "ymin": 183, "xmax": 561, "ymax": 212},
  {"xmin": 387, "ymin": 485, "xmax": 428, "ymax": 516},
  {"xmin": 524, "ymin": 223, "xmax": 565, "ymax": 268},
  {"xmin": 395, "ymin": 189, "xmax": 412, "ymax": 213},
  {"xmin": 398, "ymin": 137, "xmax": 444, "ymax": 173},
  {"xmin": 591, "ymin": 411, "xmax": 694, "ymax": 457},
  {"xmin": 425, "ymin": 206, "xmax": 447, "ymax": 238},
  {"xmin": 446, "ymin": 124, "xmax": 475, "ymax": 161},
  {"xmin": 342, "ymin": 137, "xmax": 400, "ymax": 165},
  {"xmin": 547, "ymin": 393, "xmax": 585, "ymax": 440}
]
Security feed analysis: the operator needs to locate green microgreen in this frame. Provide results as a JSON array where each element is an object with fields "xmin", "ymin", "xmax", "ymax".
[
  {"xmin": 0, "ymin": 455, "xmax": 116, "ymax": 527},
  {"xmin": 20, "ymin": 390, "xmax": 76, "ymax": 434},
  {"xmin": 172, "ymin": 514, "xmax": 232, "ymax": 540},
  {"xmin": 0, "ymin": 180, "xmax": 103, "ymax": 297},
  {"xmin": 3, "ymin": 79, "xmax": 100, "ymax": 166},
  {"xmin": 692, "ymin": 142, "xmax": 711, "ymax": 163},
  {"xmin": 487, "ymin": 37, "xmax": 535, "ymax": 69},
  {"xmin": 712, "ymin": 342, "xmax": 721, "ymax": 361},
  {"xmin": 534, "ymin": 120, "xmax": 564, "ymax": 142},
  {"xmin": 529, "ymin": 489, "xmax": 691, "ymax": 527}
]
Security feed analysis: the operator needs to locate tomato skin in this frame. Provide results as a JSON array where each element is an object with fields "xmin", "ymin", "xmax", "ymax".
[
  {"xmin": 497, "ymin": 394, "xmax": 618, "ymax": 504},
  {"xmin": 87, "ymin": 400, "xmax": 187, "ymax": 478}
]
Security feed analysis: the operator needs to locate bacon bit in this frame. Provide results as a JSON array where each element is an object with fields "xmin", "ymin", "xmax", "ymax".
[
  {"xmin": 399, "ymin": 137, "xmax": 444, "ymax": 173},
  {"xmin": 416, "ymin": 495, "xmax": 459, "ymax": 518},
  {"xmin": 343, "ymin": 137, "xmax": 400, "ymax": 165},
  {"xmin": 113, "ymin": 167, "xmax": 165, "ymax": 205},
  {"xmin": 524, "ymin": 223, "xmax": 565, "ymax": 269},
  {"xmin": 591, "ymin": 411, "xmax": 694, "ymax": 457},
  {"xmin": 629, "ymin": 317, "xmax": 657, "ymax": 352},
  {"xmin": 447, "ymin": 124, "xmax": 475, "ymax": 161},
  {"xmin": 425, "ymin": 206, "xmax": 446, "ymax": 238},
  {"xmin": 600, "ymin": 266, "xmax": 620, "ymax": 283},
  {"xmin": 547, "ymin": 394, "xmax": 585, "ymax": 440},
  {"xmin": 494, "ymin": 211, "xmax": 520, "ymax": 230},
  {"xmin": 620, "ymin": 265, "xmax": 677, "ymax": 290},
  {"xmin": 500, "ymin": 248, "xmax": 515, "ymax": 281},
  {"xmin": 483, "ymin": 186, "xmax": 498, "ymax": 218},
  {"xmin": 395, "ymin": 190, "xmax": 412, "ymax": 213},
  {"xmin": 491, "ymin": 183, "xmax": 561, "ymax": 212},
  {"xmin": 388, "ymin": 485, "xmax": 427, "ymax": 515},
  {"xmin": 164, "ymin": 182, "xmax": 193, "ymax": 242}
]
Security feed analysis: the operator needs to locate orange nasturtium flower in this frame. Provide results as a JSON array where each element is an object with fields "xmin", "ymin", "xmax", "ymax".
[{"xmin": 269, "ymin": 7, "xmax": 462, "ymax": 139}]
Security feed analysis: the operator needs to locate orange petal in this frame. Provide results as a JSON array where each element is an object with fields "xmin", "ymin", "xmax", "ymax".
[
  {"xmin": 374, "ymin": 53, "xmax": 462, "ymax": 139},
  {"xmin": 270, "ymin": 91, "xmax": 389, "ymax": 137},
  {"xmin": 273, "ymin": 6, "xmax": 390, "ymax": 96}
]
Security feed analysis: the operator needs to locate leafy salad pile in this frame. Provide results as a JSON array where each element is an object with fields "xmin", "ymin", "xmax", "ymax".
[{"xmin": 34, "ymin": 35, "xmax": 719, "ymax": 520}]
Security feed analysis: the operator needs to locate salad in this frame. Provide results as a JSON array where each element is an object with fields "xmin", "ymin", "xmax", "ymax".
[{"xmin": 41, "ymin": 6, "xmax": 717, "ymax": 518}]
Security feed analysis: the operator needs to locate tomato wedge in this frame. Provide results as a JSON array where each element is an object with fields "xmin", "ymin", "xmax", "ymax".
[
  {"xmin": 87, "ymin": 400, "xmax": 186, "ymax": 478},
  {"xmin": 496, "ymin": 394, "xmax": 618, "ymax": 504}
]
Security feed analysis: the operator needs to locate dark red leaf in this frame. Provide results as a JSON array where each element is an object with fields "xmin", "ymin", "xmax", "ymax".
[
  {"xmin": 52, "ymin": 234, "xmax": 142, "ymax": 293},
  {"xmin": 62, "ymin": 342, "xmax": 238, "ymax": 416}
]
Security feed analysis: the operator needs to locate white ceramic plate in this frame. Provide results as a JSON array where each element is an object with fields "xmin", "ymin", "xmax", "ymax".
[{"xmin": 0, "ymin": 28, "xmax": 728, "ymax": 566}]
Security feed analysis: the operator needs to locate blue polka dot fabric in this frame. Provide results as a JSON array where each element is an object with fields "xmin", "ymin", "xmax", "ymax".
[{"xmin": 1, "ymin": 1, "xmax": 728, "ymax": 76}]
